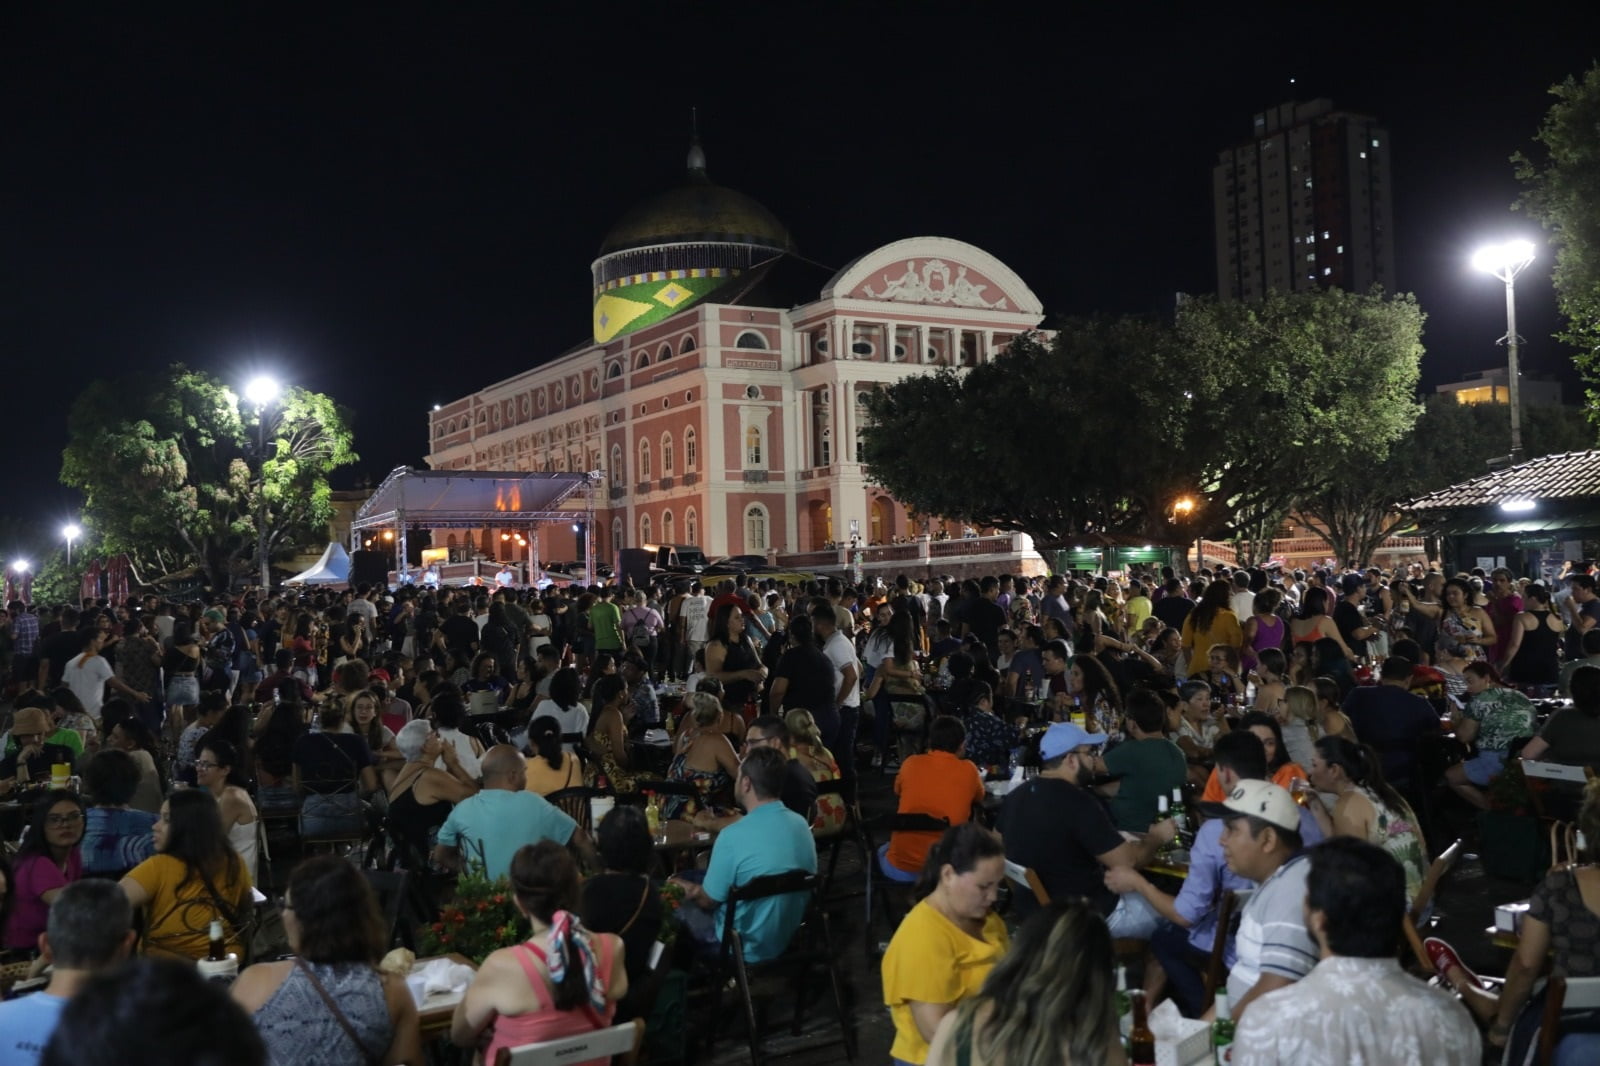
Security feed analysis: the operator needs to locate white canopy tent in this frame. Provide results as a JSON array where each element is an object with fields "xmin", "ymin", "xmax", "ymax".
[
  {"xmin": 350, "ymin": 466, "xmax": 600, "ymax": 584},
  {"xmin": 284, "ymin": 541, "xmax": 351, "ymax": 586}
]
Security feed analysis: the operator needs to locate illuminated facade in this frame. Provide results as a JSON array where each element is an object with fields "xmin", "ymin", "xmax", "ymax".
[
  {"xmin": 1435, "ymin": 368, "xmax": 1563, "ymax": 407},
  {"xmin": 426, "ymin": 144, "xmax": 1046, "ymax": 562}
]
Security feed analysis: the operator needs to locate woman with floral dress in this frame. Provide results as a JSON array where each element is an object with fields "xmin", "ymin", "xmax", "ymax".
[{"xmin": 1444, "ymin": 660, "xmax": 1534, "ymax": 809}]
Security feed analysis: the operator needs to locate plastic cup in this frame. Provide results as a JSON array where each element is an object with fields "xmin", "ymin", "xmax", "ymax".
[
  {"xmin": 197, "ymin": 953, "xmax": 239, "ymax": 984},
  {"xmin": 589, "ymin": 796, "xmax": 615, "ymax": 827}
]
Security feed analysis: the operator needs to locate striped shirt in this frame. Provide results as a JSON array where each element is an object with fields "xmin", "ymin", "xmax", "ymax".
[{"xmin": 1227, "ymin": 853, "xmax": 1317, "ymax": 1003}]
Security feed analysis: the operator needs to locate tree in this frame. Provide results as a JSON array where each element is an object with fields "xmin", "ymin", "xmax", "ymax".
[
  {"xmin": 1515, "ymin": 63, "xmax": 1600, "ymax": 416},
  {"xmin": 860, "ymin": 289, "xmax": 1427, "ymax": 561},
  {"xmin": 60, "ymin": 364, "xmax": 357, "ymax": 590},
  {"xmin": 1298, "ymin": 397, "xmax": 1595, "ymax": 566},
  {"xmin": 1174, "ymin": 288, "xmax": 1425, "ymax": 563}
]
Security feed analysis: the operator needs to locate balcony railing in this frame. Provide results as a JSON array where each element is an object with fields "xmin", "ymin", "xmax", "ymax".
[
  {"xmin": 682, "ymin": 473, "xmax": 698, "ymax": 486},
  {"xmin": 609, "ymin": 486, "xmax": 625, "ymax": 501},
  {"xmin": 742, "ymin": 470, "xmax": 769, "ymax": 484},
  {"xmin": 658, "ymin": 476, "xmax": 674, "ymax": 491},
  {"xmin": 636, "ymin": 482, "xmax": 652, "ymax": 495}
]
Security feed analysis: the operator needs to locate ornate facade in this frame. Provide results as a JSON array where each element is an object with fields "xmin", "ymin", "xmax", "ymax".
[{"xmin": 426, "ymin": 146, "xmax": 1045, "ymax": 564}]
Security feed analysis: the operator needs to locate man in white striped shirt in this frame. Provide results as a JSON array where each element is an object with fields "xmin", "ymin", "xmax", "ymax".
[{"xmin": 1204, "ymin": 780, "xmax": 1318, "ymax": 1022}]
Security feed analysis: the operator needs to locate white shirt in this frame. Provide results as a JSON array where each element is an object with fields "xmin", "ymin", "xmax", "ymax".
[
  {"xmin": 1228, "ymin": 854, "xmax": 1316, "ymax": 1004},
  {"xmin": 433, "ymin": 726, "xmax": 482, "ymax": 780},
  {"xmin": 348, "ymin": 598, "xmax": 379, "ymax": 623},
  {"xmin": 1232, "ymin": 956, "xmax": 1479, "ymax": 1066},
  {"xmin": 65, "ymin": 652, "xmax": 115, "ymax": 720},
  {"xmin": 681, "ymin": 595, "xmax": 712, "ymax": 643},
  {"xmin": 822, "ymin": 630, "xmax": 861, "ymax": 708},
  {"xmin": 532, "ymin": 699, "xmax": 589, "ymax": 753},
  {"xmin": 1230, "ymin": 589, "xmax": 1257, "ymax": 624}
]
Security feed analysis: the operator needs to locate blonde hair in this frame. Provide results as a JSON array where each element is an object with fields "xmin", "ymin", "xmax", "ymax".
[
  {"xmin": 1284, "ymin": 685, "xmax": 1319, "ymax": 737},
  {"xmin": 783, "ymin": 709, "xmax": 832, "ymax": 760},
  {"xmin": 684, "ymin": 691, "xmax": 723, "ymax": 727}
]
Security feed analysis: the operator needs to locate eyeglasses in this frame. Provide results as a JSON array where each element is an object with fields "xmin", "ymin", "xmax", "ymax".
[
  {"xmin": 194, "ymin": 761, "xmax": 219, "ymax": 771},
  {"xmin": 46, "ymin": 812, "xmax": 84, "ymax": 827}
]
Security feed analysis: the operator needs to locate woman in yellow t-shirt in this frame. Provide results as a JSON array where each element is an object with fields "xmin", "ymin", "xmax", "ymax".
[
  {"xmin": 1179, "ymin": 581, "xmax": 1244, "ymax": 678},
  {"xmin": 881, "ymin": 822, "xmax": 1010, "ymax": 1065},
  {"xmin": 120, "ymin": 789, "xmax": 254, "ymax": 961}
]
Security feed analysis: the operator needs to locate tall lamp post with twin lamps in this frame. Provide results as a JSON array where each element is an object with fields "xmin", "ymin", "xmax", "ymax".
[{"xmin": 1471, "ymin": 239, "xmax": 1537, "ymax": 462}]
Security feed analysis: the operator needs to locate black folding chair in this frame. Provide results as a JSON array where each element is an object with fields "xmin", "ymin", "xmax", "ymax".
[
  {"xmin": 813, "ymin": 777, "xmax": 870, "ymax": 906},
  {"xmin": 705, "ymin": 870, "xmax": 856, "ymax": 1066},
  {"xmin": 864, "ymin": 811, "xmax": 950, "ymax": 957}
]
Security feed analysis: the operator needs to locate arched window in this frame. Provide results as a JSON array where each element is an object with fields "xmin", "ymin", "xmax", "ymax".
[
  {"xmin": 685, "ymin": 507, "xmax": 698, "ymax": 545},
  {"xmin": 745, "ymin": 425, "xmax": 763, "ymax": 467},
  {"xmin": 680, "ymin": 335, "xmax": 696, "ymax": 354},
  {"xmin": 735, "ymin": 330, "xmax": 768, "ymax": 350},
  {"xmin": 635, "ymin": 351, "xmax": 650, "ymax": 371},
  {"xmin": 605, "ymin": 361, "xmax": 622, "ymax": 380},
  {"xmin": 744, "ymin": 505, "xmax": 768, "ymax": 552},
  {"xmin": 612, "ymin": 517, "xmax": 624, "ymax": 554},
  {"xmin": 640, "ymin": 513, "xmax": 652, "ymax": 545},
  {"xmin": 662, "ymin": 509, "xmax": 675, "ymax": 543},
  {"xmin": 446, "ymin": 533, "xmax": 458, "ymax": 550},
  {"xmin": 610, "ymin": 443, "xmax": 624, "ymax": 487},
  {"xmin": 639, "ymin": 439, "xmax": 651, "ymax": 480},
  {"xmin": 661, "ymin": 432, "xmax": 674, "ymax": 474},
  {"xmin": 685, "ymin": 428, "xmax": 697, "ymax": 470},
  {"xmin": 658, "ymin": 343, "xmax": 672, "ymax": 363}
]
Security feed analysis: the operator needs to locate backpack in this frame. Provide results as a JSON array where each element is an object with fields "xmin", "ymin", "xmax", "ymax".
[{"xmin": 628, "ymin": 608, "xmax": 653, "ymax": 648}]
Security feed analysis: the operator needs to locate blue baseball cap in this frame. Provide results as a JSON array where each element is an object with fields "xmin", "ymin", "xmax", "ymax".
[{"xmin": 1039, "ymin": 721, "xmax": 1108, "ymax": 762}]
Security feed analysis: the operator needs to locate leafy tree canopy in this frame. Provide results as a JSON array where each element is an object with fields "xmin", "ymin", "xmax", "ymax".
[
  {"xmin": 861, "ymin": 287, "xmax": 1425, "ymax": 561},
  {"xmin": 1515, "ymin": 63, "xmax": 1600, "ymax": 413},
  {"xmin": 60, "ymin": 364, "xmax": 357, "ymax": 589}
]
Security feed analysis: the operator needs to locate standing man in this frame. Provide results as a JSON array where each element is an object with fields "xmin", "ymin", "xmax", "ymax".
[
  {"xmin": 1485, "ymin": 567, "xmax": 1523, "ymax": 666},
  {"xmin": 963, "ymin": 576, "xmax": 1008, "ymax": 660},
  {"xmin": 1564, "ymin": 573, "xmax": 1600, "ymax": 662},
  {"xmin": 811, "ymin": 602, "xmax": 860, "ymax": 781},
  {"xmin": 680, "ymin": 582, "xmax": 712, "ymax": 673},
  {"xmin": 64, "ymin": 627, "xmax": 148, "ymax": 723},
  {"xmin": 8, "ymin": 600, "xmax": 39, "ymax": 693}
]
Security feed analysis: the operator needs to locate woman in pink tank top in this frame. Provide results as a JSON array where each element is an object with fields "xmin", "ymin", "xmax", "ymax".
[{"xmin": 451, "ymin": 840, "xmax": 628, "ymax": 1064}]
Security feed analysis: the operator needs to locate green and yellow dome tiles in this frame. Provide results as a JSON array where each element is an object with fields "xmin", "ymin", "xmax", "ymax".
[{"xmin": 590, "ymin": 139, "xmax": 793, "ymax": 344}]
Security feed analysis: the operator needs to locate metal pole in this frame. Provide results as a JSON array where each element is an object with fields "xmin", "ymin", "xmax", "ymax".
[
  {"xmin": 1505, "ymin": 274, "xmax": 1523, "ymax": 461},
  {"xmin": 256, "ymin": 406, "xmax": 270, "ymax": 590}
]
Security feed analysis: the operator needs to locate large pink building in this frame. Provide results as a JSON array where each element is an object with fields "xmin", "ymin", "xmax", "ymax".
[{"xmin": 426, "ymin": 144, "xmax": 1045, "ymax": 564}]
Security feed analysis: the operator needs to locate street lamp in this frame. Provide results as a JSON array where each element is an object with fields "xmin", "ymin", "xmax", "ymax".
[
  {"xmin": 1471, "ymin": 239, "xmax": 1537, "ymax": 461},
  {"xmin": 244, "ymin": 375, "xmax": 282, "ymax": 589},
  {"xmin": 11, "ymin": 560, "xmax": 29, "ymax": 574},
  {"xmin": 61, "ymin": 523, "xmax": 81, "ymax": 566}
]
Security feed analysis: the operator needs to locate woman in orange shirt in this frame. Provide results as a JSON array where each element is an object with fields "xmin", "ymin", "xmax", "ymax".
[
  {"xmin": 1200, "ymin": 710, "xmax": 1308, "ymax": 803},
  {"xmin": 882, "ymin": 716, "xmax": 985, "ymax": 879}
]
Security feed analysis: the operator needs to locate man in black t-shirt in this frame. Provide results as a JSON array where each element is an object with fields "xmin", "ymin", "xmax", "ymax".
[
  {"xmin": 997, "ymin": 721, "xmax": 1174, "ymax": 927},
  {"xmin": 963, "ymin": 577, "xmax": 1009, "ymax": 660},
  {"xmin": 439, "ymin": 601, "xmax": 481, "ymax": 658},
  {"xmin": 1332, "ymin": 573, "xmax": 1381, "ymax": 654},
  {"xmin": 1151, "ymin": 579, "xmax": 1193, "ymax": 631}
]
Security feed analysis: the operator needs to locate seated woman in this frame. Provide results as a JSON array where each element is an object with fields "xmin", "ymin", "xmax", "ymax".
[
  {"xmin": 523, "ymin": 716, "xmax": 585, "ymax": 796},
  {"xmin": 1427, "ymin": 778, "xmax": 1600, "ymax": 1064},
  {"xmin": 1445, "ymin": 660, "xmax": 1535, "ymax": 810},
  {"xmin": 3, "ymin": 789, "xmax": 85, "ymax": 952},
  {"xmin": 580, "ymin": 806, "xmax": 663, "ymax": 1023},
  {"xmin": 954, "ymin": 680, "xmax": 1021, "ymax": 774},
  {"xmin": 785, "ymin": 708, "xmax": 846, "ymax": 835},
  {"xmin": 120, "ymin": 789, "xmax": 254, "ymax": 961},
  {"xmin": 80, "ymin": 750, "xmax": 157, "ymax": 877},
  {"xmin": 349, "ymin": 689, "xmax": 404, "ymax": 789},
  {"xmin": 926, "ymin": 899, "xmax": 1120, "ymax": 1066},
  {"xmin": 451, "ymin": 841, "xmax": 628, "ymax": 1061},
  {"xmin": 196, "ymin": 738, "xmax": 259, "ymax": 884},
  {"xmin": 531, "ymin": 668, "xmax": 590, "ymax": 755},
  {"xmin": 386, "ymin": 720, "xmax": 477, "ymax": 863},
  {"xmin": 175, "ymin": 691, "xmax": 227, "ymax": 787},
  {"xmin": 233, "ymin": 855, "xmax": 422, "ymax": 1066},
  {"xmin": 882, "ymin": 822, "xmax": 1010, "ymax": 1066},
  {"xmin": 660, "ymin": 692, "xmax": 738, "ymax": 818},
  {"xmin": 585, "ymin": 675, "xmax": 637, "ymax": 794},
  {"xmin": 428, "ymin": 689, "xmax": 484, "ymax": 782},
  {"xmin": 0, "ymin": 706, "xmax": 78, "ymax": 797},
  {"xmin": 1199, "ymin": 710, "xmax": 1307, "ymax": 803},
  {"xmin": 462, "ymin": 650, "xmax": 508, "ymax": 714},
  {"xmin": 1305, "ymin": 735, "xmax": 1427, "ymax": 906},
  {"xmin": 292, "ymin": 700, "xmax": 378, "ymax": 841}
]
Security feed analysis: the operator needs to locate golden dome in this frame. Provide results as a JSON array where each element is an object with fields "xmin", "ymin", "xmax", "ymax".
[{"xmin": 597, "ymin": 152, "xmax": 793, "ymax": 257}]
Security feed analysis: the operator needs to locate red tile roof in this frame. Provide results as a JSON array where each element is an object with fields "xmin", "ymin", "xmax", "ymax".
[{"xmin": 1406, "ymin": 450, "xmax": 1600, "ymax": 511}]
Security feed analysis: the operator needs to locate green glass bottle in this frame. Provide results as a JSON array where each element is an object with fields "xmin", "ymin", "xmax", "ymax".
[{"xmin": 1212, "ymin": 988, "xmax": 1235, "ymax": 1063}]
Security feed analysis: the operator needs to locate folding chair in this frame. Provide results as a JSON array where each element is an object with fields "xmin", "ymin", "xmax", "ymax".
[
  {"xmin": 706, "ymin": 870, "xmax": 855, "ymax": 1066},
  {"xmin": 864, "ymin": 812, "xmax": 949, "ymax": 956},
  {"xmin": 813, "ymin": 777, "xmax": 871, "ymax": 905},
  {"xmin": 1200, "ymin": 890, "xmax": 1241, "ymax": 1014},
  {"xmin": 1003, "ymin": 859, "xmax": 1050, "ymax": 907},
  {"xmin": 493, "ymin": 1017, "xmax": 645, "ymax": 1066},
  {"xmin": 1524, "ymin": 760, "xmax": 1595, "ymax": 822},
  {"xmin": 544, "ymin": 785, "xmax": 616, "ymax": 836},
  {"xmin": 1538, "ymin": 974, "xmax": 1600, "ymax": 1065}
]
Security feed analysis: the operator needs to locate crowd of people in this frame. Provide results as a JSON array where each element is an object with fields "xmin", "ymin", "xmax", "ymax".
[{"xmin": 0, "ymin": 558, "xmax": 1597, "ymax": 1063}]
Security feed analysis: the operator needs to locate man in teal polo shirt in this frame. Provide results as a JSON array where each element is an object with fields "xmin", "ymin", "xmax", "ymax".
[
  {"xmin": 672, "ymin": 746, "xmax": 817, "ymax": 963},
  {"xmin": 433, "ymin": 745, "xmax": 594, "ymax": 878}
]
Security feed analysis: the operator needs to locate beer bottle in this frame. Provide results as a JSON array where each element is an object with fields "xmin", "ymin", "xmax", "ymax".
[
  {"xmin": 1212, "ymin": 988, "xmax": 1235, "ymax": 1062},
  {"xmin": 208, "ymin": 919, "xmax": 227, "ymax": 961},
  {"xmin": 1129, "ymin": 989, "xmax": 1156, "ymax": 1065},
  {"xmin": 1115, "ymin": 964, "xmax": 1132, "ymax": 1044}
]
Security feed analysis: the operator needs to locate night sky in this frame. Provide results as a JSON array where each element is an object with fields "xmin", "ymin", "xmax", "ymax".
[{"xmin": 4, "ymin": 3, "xmax": 1597, "ymax": 547}]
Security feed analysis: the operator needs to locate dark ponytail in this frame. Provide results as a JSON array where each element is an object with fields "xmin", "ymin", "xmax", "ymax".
[
  {"xmin": 913, "ymin": 821, "xmax": 1005, "ymax": 901},
  {"xmin": 1314, "ymin": 734, "xmax": 1411, "ymax": 816},
  {"xmin": 509, "ymin": 840, "xmax": 586, "ymax": 1010}
]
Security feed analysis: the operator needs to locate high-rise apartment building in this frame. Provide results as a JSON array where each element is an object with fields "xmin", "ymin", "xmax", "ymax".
[{"xmin": 1213, "ymin": 98, "xmax": 1395, "ymax": 302}]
